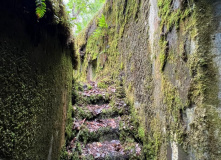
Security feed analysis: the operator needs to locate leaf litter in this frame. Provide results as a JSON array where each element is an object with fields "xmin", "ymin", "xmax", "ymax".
[
  {"xmin": 73, "ymin": 117, "xmax": 121, "ymax": 132},
  {"xmin": 67, "ymin": 81, "xmax": 142, "ymax": 159},
  {"xmin": 82, "ymin": 140, "xmax": 141, "ymax": 159},
  {"xmin": 79, "ymin": 81, "xmax": 115, "ymax": 97}
]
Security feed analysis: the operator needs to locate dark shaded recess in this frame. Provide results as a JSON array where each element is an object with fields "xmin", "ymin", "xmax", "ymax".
[
  {"xmin": 72, "ymin": 79, "xmax": 78, "ymax": 105},
  {"xmin": 0, "ymin": 0, "xmax": 77, "ymax": 69},
  {"xmin": 123, "ymin": 0, "xmax": 128, "ymax": 15},
  {"xmin": 80, "ymin": 45, "xmax": 87, "ymax": 65},
  {"xmin": 92, "ymin": 59, "xmax": 98, "ymax": 77},
  {"xmin": 134, "ymin": 0, "xmax": 141, "ymax": 20},
  {"xmin": 80, "ymin": 44, "xmax": 86, "ymax": 55},
  {"xmin": 162, "ymin": 40, "xmax": 170, "ymax": 72}
]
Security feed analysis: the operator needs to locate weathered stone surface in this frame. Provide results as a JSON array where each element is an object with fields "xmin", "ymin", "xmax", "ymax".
[
  {"xmin": 76, "ymin": 0, "xmax": 221, "ymax": 159},
  {"xmin": 0, "ymin": 1, "xmax": 74, "ymax": 159},
  {"xmin": 212, "ymin": 1, "xmax": 221, "ymax": 105}
]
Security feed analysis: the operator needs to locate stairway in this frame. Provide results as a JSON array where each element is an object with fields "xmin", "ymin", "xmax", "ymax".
[{"xmin": 66, "ymin": 81, "xmax": 141, "ymax": 160}]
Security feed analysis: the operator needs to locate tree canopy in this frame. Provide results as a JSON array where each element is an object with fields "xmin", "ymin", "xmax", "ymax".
[{"xmin": 67, "ymin": 0, "xmax": 106, "ymax": 35}]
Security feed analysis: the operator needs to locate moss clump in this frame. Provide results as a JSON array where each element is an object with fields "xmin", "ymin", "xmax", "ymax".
[
  {"xmin": 158, "ymin": 0, "xmax": 192, "ymax": 32},
  {"xmin": 77, "ymin": 93, "xmax": 110, "ymax": 105},
  {"xmin": 159, "ymin": 39, "xmax": 168, "ymax": 71},
  {"xmin": 87, "ymin": 84, "xmax": 93, "ymax": 90},
  {"xmin": 115, "ymin": 86, "xmax": 126, "ymax": 99},
  {"xmin": 186, "ymin": 1, "xmax": 220, "ymax": 158},
  {"xmin": 74, "ymin": 106, "xmax": 94, "ymax": 120},
  {"xmin": 79, "ymin": 127, "xmax": 119, "ymax": 144},
  {"xmin": 59, "ymin": 145, "xmax": 69, "ymax": 160},
  {"xmin": 97, "ymin": 81, "xmax": 108, "ymax": 89}
]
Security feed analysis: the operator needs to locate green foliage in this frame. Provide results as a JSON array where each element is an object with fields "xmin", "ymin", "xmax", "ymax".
[
  {"xmin": 97, "ymin": 81, "xmax": 108, "ymax": 89},
  {"xmin": 87, "ymin": 84, "xmax": 93, "ymax": 90},
  {"xmin": 92, "ymin": 14, "xmax": 108, "ymax": 38},
  {"xmin": 158, "ymin": 0, "xmax": 192, "ymax": 31},
  {"xmin": 98, "ymin": 14, "xmax": 108, "ymax": 28},
  {"xmin": 60, "ymin": 146, "xmax": 69, "ymax": 160},
  {"xmin": 35, "ymin": 0, "xmax": 46, "ymax": 19},
  {"xmin": 92, "ymin": 28, "xmax": 103, "ymax": 38},
  {"xmin": 67, "ymin": 0, "xmax": 105, "ymax": 34}
]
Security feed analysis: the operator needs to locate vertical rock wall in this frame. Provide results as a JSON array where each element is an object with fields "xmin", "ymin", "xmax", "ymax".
[
  {"xmin": 0, "ymin": 1, "xmax": 75, "ymax": 159},
  {"xmin": 75, "ymin": 0, "xmax": 221, "ymax": 159},
  {"xmin": 212, "ymin": 1, "xmax": 221, "ymax": 107}
]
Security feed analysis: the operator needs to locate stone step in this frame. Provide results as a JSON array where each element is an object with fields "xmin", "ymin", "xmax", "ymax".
[
  {"xmin": 67, "ymin": 81, "xmax": 142, "ymax": 159},
  {"xmin": 74, "ymin": 100, "xmax": 129, "ymax": 120},
  {"xmin": 79, "ymin": 91, "xmax": 110, "ymax": 105},
  {"xmin": 78, "ymin": 82, "xmax": 116, "ymax": 105},
  {"xmin": 73, "ymin": 104, "xmax": 112, "ymax": 120},
  {"xmin": 81, "ymin": 140, "xmax": 142, "ymax": 160},
  {"xmin": 73, "ymin": 118, "xmax": 121, "ymax": 143}
]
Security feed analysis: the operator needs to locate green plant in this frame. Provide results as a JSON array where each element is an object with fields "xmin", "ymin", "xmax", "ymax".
[
  {"xmin": 97, "ymin": 81, "xmax": 108, "ymax": 89},
  {"xmin": 67, "ymin": 0, "xmax": 105, "ymax": 34},
  {"xmin": 87, "ymin": 85, "xmax": 93, "ymax": 90},
  {"xmin": 93, "ymin": 28, "xmax": 103, "ymax": 38},
  {"xmin": 35, "ymin": 0, "xmax": 46, "ymax": 19},
  {"xmin": 98, "ymin": 14, "xmax": 108, "ymax": 28},
  {"xmin": 60, "ymin": 145, "xmax": 69, "ymax": 160},
  {"xmin": 92, "ymin": 14, "xmax": 108, "ymax": 38}
]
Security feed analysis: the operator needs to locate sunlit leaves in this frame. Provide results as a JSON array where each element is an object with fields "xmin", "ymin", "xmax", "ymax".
[
  {"xmin": 67, "ymin": 0, "xmax": 106, "ymax": 34},
  {"xmin": 35, "ymin": 0, "xmax": 46, "ymax": 19},
  {"xmin": 93, "ymin": 29, "xmax": 102, "ymax": 38},
  {"xmin": 92, "ymin": 14, "xmax": 108, "ymax": 38},
  {"xmin": 98, "ymin": 14, "xmax": 108, "ymax": 28}
]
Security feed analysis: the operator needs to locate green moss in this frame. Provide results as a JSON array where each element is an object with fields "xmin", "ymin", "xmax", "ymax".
[
  {"xmin": 157, "ymin": 0, "xmax": 221, "ymax": 158},
  {"xmin": 74, "ymin": 0, "xmax": 143, "ymax": 84},
  {"xmin": 115, "ymin": 86, "xmax": 126, "ymax": 99},
  {"xmin": 120, "ymin": 62, "xmax": 124, "ymax": 70},
  {"xmin": 74, "ymin": 0, "xmax": 221, "ymax": 159},
  {"xmin": 97, "ymin": 81, "xmax": 108, "ymax": 89},
  {"xmin": 186, "ymin": 1, "xmax": 220, "ymax": 158},
  {"xmin": 78, "ymin": 93, "xmax": 110, "ymax": 105},
  {"xmin": 74, "ymin": 106, "xmax": 93, "ymax": 120},
  {"xmin": 159, "ymin": 53, "xmax": 167, "ymax": 71},
  {"xmin": 60, "ymin": 145, "xmax": 70, "ymax": 160},
  {"xmin": 65, "ymin": 102, "xmax": 75, "ymax": 141},
  {"xmin": 138, "ymin": 126, "xmax": 145, "ymax": 141},
  {"xmin": 87, "ymin": 84, "xmax": 93, "ymax": 90},
  {"xmin": 1, "ymin": 33, "xmax": 73, "ymax": 159},
  {"xmin": 79, "ymin": 127, "xmax": 119, "ymax": 144},
  {"xmin": 158, "ymin": 0, "xmax": 192, "ymax": 32},
  {"xmin": 127, "ymin": 83, "xmax": 133, "ymax": 92},
  {"xmin": 162, "ymin": 76, "xmax": 183, "ymax": 116},
  {"xmin": 159, "ymin": 38, "xmax": 168, "ymax": 72}
]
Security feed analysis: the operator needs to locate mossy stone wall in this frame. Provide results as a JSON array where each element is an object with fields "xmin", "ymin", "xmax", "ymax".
[
  {"xmin": 75, "ymin": 0, "xmax": 221, "ymax": 159},
  {"xmin": 0, "ymin": 1, "xmax": 73, "ymax": 159}
]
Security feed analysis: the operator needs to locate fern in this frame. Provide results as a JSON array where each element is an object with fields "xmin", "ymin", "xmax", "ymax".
[
  {"xmin": 92, "ymin": 14, "xmax": 108, "ymax": 38},
  {"xmin": 35, "ymin": 0, "xmax": 46, "ymax": 19},
  {"xmin": 93, "ymin": 28, "xmax": 102, "ymax": 38},
  {"xmin": 98, "ymin": 14, "xmax": 108, "ymax": 28}
]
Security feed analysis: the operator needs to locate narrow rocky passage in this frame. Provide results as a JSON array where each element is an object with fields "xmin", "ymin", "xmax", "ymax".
[{"xmin": 65, "ymin": 81, "xmax": 142, "ymax": 160}]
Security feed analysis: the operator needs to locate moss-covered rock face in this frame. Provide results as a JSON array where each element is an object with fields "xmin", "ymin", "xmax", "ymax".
[
  {"xmin": 0, "ymin": 1, "xmax": 75, "ymax": 159},
  {"xmin": 76, "ymin": 0, "xmax": 221, "ymax": 159}
]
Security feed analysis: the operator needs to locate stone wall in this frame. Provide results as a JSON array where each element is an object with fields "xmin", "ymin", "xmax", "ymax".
[
  {"xmin": 0, "ymin": 1, "xmax": 75, "ymax": 159},
  {"xmin": 75, "ymin": 0, "xmax": 221, "ymax": 159}
]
